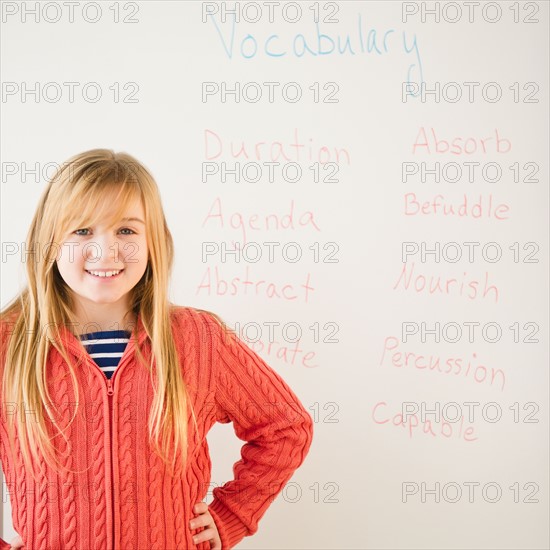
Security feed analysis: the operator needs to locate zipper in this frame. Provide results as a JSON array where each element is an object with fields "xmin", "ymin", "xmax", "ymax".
[
  {"xmin": 77, "ymin": 330, "xmax": 137, "ymax": 550},
  {"xmin": 91, "ymin": 364, "xmax": 119, "ymax": 550},
  {"xmin": 106, "ymin": 376, "xmax": 114, "ymax": 550}
]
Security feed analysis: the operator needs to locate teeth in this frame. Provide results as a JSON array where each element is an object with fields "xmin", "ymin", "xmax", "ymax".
[{"xmin": 87, "ymin": 270, "xmax": 122, "ymax": 278}]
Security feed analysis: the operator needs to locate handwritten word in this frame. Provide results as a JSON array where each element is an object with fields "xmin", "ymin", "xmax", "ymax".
[
  {"xmin": 412, "ymin": 127, "xmax": 512, "ymax": 155},
  {"xmin": 392, "ymin": 263, "xmax": 499, "ymax": 303},
  {"xmin": 208, "ymin": 14, "xmax": 424, "ymax": 88},
  {"xmin": 404, "ymin": 193, "xmax": 510, "ymax": 220},
  {"xmin": 196, "ymin": 265, "xmax": 315, "ymax": 303},
  {"xmin": 379, "ymin": 336, "xmax": 505, "ymax": 390},
  {"xmin": 204, "ymin": 128, "xmax": 351, "ymax": 164},
  {"xmin": 372, "ymin": 402, "xmax": 477, "ymax": 442},
  {"xmin": 201, "ymin": 197, "xmax": 321, "ymax": 245},
  {"xmin": 243, "ymin": 336, "xmax": 319, "ymax": 368}
]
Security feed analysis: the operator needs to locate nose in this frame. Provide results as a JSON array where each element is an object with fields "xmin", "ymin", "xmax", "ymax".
[{"xmin": 85, "ymin": 233, "xmax": 123, "ymax": 266}]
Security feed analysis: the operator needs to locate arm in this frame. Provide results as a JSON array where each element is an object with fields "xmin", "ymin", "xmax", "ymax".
[
  {"xmin": 0, "ymin": 323, "xmax": 12, "ymax": 548},
  {"xmin": 0, "ymin": 322, "xmax": 11, "ymax": 550},
  {"xmin": 204, "ymin": 314, "xmax": 314, "ymax": 550}
]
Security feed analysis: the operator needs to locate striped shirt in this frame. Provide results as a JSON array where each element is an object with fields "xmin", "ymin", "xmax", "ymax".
[{"xmin": 79, "ymin": 329, "xmax": 132, "ymax": 379}]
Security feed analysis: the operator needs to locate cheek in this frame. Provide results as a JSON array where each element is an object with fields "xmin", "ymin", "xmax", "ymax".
[
  {"xmin": 56, "ymin": 259, "xmax": 72, "ymax": 276},
  {"xmin": 56, "ymin": 262, "xmax": 84, "ymax": 287},
  {"xmin": 125, "ymin": 241, "xmax": 148, "ymax": 263},
  {"xmin": 56, "ymin": 247, "xmax": 84, "ymax": 269}
]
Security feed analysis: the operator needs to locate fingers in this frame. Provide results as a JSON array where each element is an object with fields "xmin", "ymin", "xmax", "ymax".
[
  {"xmin": 9, "ymin": 535, "xmax": 23, "ymax": 549},
  {"xmin": 192, "ymin": 527, "xmax": 217, "ymax": 546},
  {"xmin": 189, "ymin": 513, "xmax": 211, "ymax": 536},
  {"xmin": 190, "ymin": 502, "xmax": 222, "ymax": 548},
  {"xmin": 193, "ymin": 502, "xmax": 208, "ymax": 514},
  {"xmin": 192, "ymin": 531, "xmax": 222, "ymax": 549}
]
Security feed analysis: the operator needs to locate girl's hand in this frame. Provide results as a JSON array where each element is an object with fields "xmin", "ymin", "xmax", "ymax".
[
  {"xmin": 9, "ymin": 534, "xmax": 23, "ymax": 549},
  {"xmin": 189, "ymin": 502, "xmax": 222, "ymax": 549}
]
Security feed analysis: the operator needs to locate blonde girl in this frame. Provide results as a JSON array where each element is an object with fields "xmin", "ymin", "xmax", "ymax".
[{"xmin": 0, "ymin": 149, "xmax": 314, "ymax": 549}]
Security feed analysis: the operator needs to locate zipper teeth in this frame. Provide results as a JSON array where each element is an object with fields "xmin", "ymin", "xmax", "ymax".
[
  {"xmin": 89, "ymin": 361, "xmax": 115, "ymax": 547},
  {"xmin": 108, "ymin": 381, "xmax": 114, "ymax": 549},
  {"xmin": 85, "ymin": 340, "xmax": 134, "ymax": 549}
]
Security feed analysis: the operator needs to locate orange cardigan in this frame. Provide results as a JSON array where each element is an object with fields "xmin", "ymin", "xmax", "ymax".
[{"xmin": 0, "ymin": 307, "xmax": 314, "ymax": 549}]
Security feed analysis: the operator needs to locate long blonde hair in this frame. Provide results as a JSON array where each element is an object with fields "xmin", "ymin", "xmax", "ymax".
[{"xmin": 0, "ymin": 148, "xmax": 228, "ymax": 482}]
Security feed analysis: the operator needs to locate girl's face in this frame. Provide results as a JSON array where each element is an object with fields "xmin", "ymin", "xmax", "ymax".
[{"xmin": 55, "ymin": 197, "xmax": 149, "ymax": 323}]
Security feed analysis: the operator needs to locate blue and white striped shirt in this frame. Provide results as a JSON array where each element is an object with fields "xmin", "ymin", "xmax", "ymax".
[{"xmin": 79, "ymin": 329, "xmax": 132, "ymax": 379}]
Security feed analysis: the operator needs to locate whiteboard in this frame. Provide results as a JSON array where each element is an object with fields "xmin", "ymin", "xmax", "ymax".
[{"xmin": 1, "ymin": 1, "xmax": 548, "ymax": 548}]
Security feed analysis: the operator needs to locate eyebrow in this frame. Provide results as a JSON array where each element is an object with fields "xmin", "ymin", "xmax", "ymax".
[{"xmin": 121, "ymin": 217, "xmax": 145, "ymax": 224}]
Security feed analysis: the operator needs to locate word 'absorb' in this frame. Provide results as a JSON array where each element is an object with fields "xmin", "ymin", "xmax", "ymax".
[{"xmin": 412, "ymin": 127, "xmax": 511, "ymax": 155}]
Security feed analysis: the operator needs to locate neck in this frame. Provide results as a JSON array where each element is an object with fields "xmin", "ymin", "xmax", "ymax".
[{"xmin": 74, "ymin": 310, "xmax": 137, "ymax": 336}]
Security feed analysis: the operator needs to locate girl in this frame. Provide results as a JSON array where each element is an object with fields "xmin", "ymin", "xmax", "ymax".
[{"xmin": 0, "ymin": 149, "xmax": 314, "ymax": 550}]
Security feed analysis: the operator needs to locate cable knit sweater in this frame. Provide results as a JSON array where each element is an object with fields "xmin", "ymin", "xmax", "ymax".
[{"xmin": 0, "ymin": 306, "xmax": 314, "ymax": 549}]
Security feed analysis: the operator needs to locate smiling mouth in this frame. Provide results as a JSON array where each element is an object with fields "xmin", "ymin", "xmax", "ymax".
[{"xmin": 85, "ymin": 269, "xmax": 125, "ymax": 278}]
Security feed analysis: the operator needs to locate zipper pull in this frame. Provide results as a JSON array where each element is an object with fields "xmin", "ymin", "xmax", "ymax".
[{"xmin": 107, "ymin": 378, "xmax": 114, "ymax": 396}]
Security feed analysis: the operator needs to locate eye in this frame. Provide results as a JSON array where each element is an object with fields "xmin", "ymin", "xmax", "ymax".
[{"xmin": 73, "ymin": 227, "xmax": 136, "ymax": 236}]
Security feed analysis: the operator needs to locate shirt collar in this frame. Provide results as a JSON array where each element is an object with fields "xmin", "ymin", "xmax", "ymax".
[{"xmin": 55, "ymin": 311, "xmax": 148, "ymax": 360}]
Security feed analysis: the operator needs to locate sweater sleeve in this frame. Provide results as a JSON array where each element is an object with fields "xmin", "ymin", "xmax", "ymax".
[
  {"xmin": 203, "ymin": 313, "xmax": 314, "ymax": 550},
  {"xmin": 0, "ymin": 322, "xmax": 13, "ymax": 549}
]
